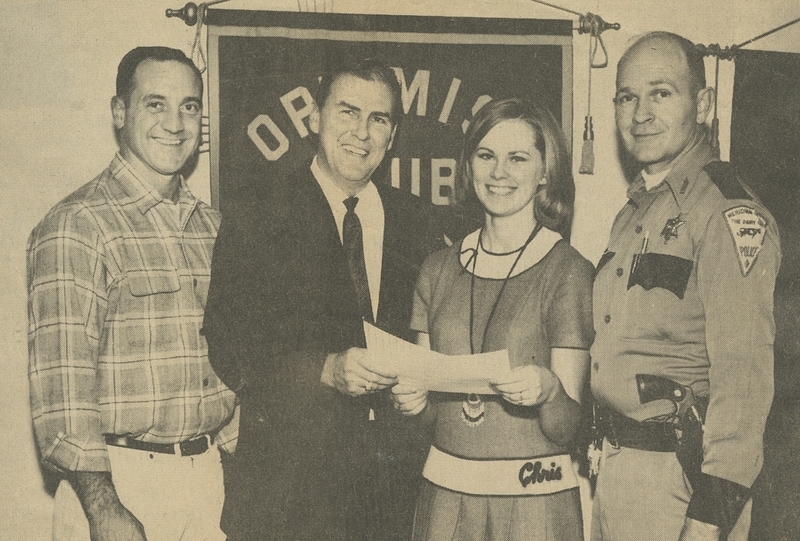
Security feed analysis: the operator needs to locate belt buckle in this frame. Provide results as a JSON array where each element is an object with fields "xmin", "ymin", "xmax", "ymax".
[{"xmin": 176, "ymin": 434, "xmax": 211, "ymax": 457}]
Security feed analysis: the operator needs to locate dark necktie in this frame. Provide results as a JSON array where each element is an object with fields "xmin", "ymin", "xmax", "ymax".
[{"xmin": 343, "ymin": 196, "xmax": 374, "ymax": 323}]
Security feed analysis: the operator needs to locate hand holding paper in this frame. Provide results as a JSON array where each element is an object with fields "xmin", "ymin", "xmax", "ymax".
[
  {"xmin": 491, "ymin": 364, "xmax": 560, "ymax": 407},
  {"xmin": 321, "ymin": 346, "xmax": 398, "ymax": 397},
  {"xmin": 391, "ymin": 384, "xmax": 428, "ymax": 416},
  {"xmin": 364, "ymin": 322, "xmax": 511, "ymax": 395}
]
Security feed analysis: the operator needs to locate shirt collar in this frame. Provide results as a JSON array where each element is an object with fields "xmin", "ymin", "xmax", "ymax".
[
  {"xmin": 310, "ymin": 155, "xmax": 379, "ymax": 212},
  {"xmin": 642, "ymin": 169, "xmax": 671, "ymax": 190},
  {"xmin": 627, "ymin": 137, "xmax": 716, "ymax": 209},
  {"xmin": 109, "ymin": 153, "xmax": 197, "ymax": 215}
]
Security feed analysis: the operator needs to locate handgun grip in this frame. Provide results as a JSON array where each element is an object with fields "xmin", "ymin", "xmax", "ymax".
[{"xmin": 636, "ymin": 374, "xmax": 687, "ymax": 404}]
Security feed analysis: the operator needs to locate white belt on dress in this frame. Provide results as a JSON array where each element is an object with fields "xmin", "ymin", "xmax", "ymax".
[{"xmin": 422, "ymin": 445, "xmax": 578, "ymax": 496}]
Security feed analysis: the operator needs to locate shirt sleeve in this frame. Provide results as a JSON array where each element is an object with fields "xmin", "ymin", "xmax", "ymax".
[
  {"xmin": 687, "ymin": 200, "xmax": 780, "ymax": 529},
  {"xmin": 546, "ymin": 248, "xmax": 595, "ymax": 350},
  {"xmin": 215, "ymin": 402, "xmax": 239, "ymax": 455},
  {"xmin": 27, "ymin": 206, "xmax": 111, "ymax": 472},
  {"xmin": 696, "ymin": 202, "xmax": 779, "ymax": 487}
]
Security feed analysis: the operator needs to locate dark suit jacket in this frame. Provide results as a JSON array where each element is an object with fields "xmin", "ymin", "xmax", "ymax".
[{"xmin": 204, "ymin": 165, "xmax": 443, "ymax": 541}]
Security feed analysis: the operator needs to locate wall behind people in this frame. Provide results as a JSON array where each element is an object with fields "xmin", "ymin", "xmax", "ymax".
[{"xmin": 1, "ymin": 1, "xmax": 797, "ymax": 539}]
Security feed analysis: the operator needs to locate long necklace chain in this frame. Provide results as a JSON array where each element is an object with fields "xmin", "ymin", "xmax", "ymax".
[
  {"xmin": 461, "ymin": 222, "xmax": 543, "ymax": 427},
  {"xmin": 469, "ymin": 222, "xmax": 543, "ymax": 356}
]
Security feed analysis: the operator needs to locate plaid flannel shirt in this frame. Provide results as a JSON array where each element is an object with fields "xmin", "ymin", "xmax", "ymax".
[{"xmin": 28, "ymin": 154, "xmax": 238, "ymax": 473}]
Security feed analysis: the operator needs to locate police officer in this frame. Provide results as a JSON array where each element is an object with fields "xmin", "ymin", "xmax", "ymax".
[{"xmin": 590, "ymin": 32, "xmax": 781, "ymax": 541}]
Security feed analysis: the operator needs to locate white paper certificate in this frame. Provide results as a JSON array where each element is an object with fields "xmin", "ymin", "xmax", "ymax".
[{"xmin": 363, "ymin": 321, "xmax": 511, "ymax": 394}]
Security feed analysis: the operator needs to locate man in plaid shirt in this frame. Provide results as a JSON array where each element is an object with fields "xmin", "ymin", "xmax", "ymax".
[{"xmin": 27, "ymin": 46, "xmax": 237, "ymax": 541}]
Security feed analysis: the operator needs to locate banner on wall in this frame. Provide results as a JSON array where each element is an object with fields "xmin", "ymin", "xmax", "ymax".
[
  {"xmin": 206, "ymin": 10, "xmax": 572, "ymax": 233},
  {"xmin": 730, "ymin": 48, "xmax": 800, "ymax": 541},
  {"xmin": 730, "ymin": 49, "xmax": 800, "ymax": 286}
]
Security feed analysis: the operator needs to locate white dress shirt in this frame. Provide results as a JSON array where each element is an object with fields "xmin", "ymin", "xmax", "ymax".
[{"xmin": 311, "ymin": 156, "xmax": 384, "ymax": 321}]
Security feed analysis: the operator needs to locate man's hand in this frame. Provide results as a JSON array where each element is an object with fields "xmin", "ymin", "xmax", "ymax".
[
  {"xmin": 391, "ymin": 383, "xmax": 428, "ymax": 416},
  {"xmin": 678, "ymin": 517, "xmax": 720, "ymax": 541},
  {"xmin": 70, "ymin": 471, "xmax": 146, "ymax": 541},
  {"xmin": 87, "ymin": 501, "xmax": 147, "ymax": 541},
  {"xmin": 491, "ymin": 365, "xmax": 560, "ymax": 407},
  {"xmin": 321, "ymin": 347, "xmax": 397, "ymax": 397}
]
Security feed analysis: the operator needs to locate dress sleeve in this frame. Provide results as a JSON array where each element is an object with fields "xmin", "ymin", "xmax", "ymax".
[
  {"xmin": 545, "ymin": 247, "xmax": 595, "ymax": 350},
  {"xmin": 410, "ymin": 250, "xmax": 444, "ymax": 334},
  {"xmin": 27, "ymin": 206, "xmax": 111, "ymax": 472}
]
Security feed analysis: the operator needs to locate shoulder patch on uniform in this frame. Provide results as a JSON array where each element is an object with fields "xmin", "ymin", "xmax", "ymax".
[
  {"xmin": 705, "ymin": 161, "xmax": 752, "ymax": 201},
  {"xmin": 723, "ymin": 206, "xmax": 767, "ymax": 276}
]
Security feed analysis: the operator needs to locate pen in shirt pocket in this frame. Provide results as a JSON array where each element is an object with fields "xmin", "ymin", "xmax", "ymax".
[{"xmin": 630, "ymin": 231, "xmax": 649, "ymax": 276}]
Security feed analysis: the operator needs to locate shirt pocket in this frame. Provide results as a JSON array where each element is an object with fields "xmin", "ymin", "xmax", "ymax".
[
  {"xmin": 627, "ymin": 253, "xmax": 693, "ymax": 299},
  {"xmin": 126, "ymin": 268, "xmax": 181, "ymax": 296},
  {"xmin": 114, "ymin": 268, "xmax": 183, "ymax": 350}
]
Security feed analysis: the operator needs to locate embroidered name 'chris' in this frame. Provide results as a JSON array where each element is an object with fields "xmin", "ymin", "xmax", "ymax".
[{"xmin": 518, "ymin": 461, "xmax": 563, "ymax": 487}]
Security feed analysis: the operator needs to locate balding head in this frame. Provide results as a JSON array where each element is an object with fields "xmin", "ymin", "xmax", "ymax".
[
  {"xmin": 614, "ymin": 31, "xmax": 713, "ymax": 174},
  {"xmin": 618, "ymin": 32, "xmax": 706, "ymax": 95}
]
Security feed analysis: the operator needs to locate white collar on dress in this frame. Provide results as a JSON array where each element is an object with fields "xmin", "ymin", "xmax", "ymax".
[{"xmin": 459, "ymin": 226, "xmax": 562, "ymax": 279}]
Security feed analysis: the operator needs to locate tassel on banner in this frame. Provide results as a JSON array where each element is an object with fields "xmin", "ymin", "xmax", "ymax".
[{"xmin": 579, "ymin": 116, "xmax": 594, "ymax": 175}]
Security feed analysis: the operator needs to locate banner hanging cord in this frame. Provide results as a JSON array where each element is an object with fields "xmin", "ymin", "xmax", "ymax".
[
  {"xmin": 710, "ymin": 56, "xmax": 720, "ymax": 156},
  {"xmin": 695, "ymin": 14, "xmax": 800, "ymax": 154},
  {"xmin": 579, "ymin": 33, "xmax": 599, "ymax": 174},
  {"xmin": 527, "ymin": 0, "xmax": 582, "ymax": 17},
  {"xmin": 527, "ymin": 1, "xmax": 619, "ymax": 175},
  {"xmin": 181, "ymin": 0, "xmax": 338, "ymax": 72},
  {"xmin": 736, "ymin": 15, "xmax": 800, "ymax": 50}
]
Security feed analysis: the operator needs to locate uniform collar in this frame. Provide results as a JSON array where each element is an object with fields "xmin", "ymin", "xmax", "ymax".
[
  {"xmin": 627, "ymin": 137, "xmax": 716, "ymax": 209},
  {"xmin": 109, "ymin": 153, "xmax": 196, "ymax": 215}
]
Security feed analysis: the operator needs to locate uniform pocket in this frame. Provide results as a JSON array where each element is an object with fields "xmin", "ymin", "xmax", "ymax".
[{"xmin": 627, "ymin": 253, "xmax": 693, "ymax": 299}]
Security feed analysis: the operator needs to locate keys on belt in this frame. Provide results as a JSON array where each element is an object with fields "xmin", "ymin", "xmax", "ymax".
[{"xmin": 105, "ymin": 434, "xmax": 213, "ymax": 456}]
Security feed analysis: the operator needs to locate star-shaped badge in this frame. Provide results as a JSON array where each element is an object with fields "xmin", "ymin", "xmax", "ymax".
[{"xmin": 661, "ymin": 214, "xmax": 685, "ymax": 243}]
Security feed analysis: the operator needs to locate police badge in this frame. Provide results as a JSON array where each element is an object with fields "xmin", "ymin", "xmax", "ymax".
[{"xmin": 661, "ymin": 214, "xmax": 685, "ymax": 243}]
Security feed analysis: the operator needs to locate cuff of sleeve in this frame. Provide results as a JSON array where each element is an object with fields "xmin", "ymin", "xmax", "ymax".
[
  {"xmin": 686, "ymin": 473, "xmax": 750, "ymax": 534},
  {"xmin": 44, "ymin": 433, "xmax": 111, "ymax": 473}
]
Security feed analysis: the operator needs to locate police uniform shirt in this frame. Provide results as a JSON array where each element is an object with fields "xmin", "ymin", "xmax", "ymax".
[{"xmin": 591, "ymin": 138, "xmax": 781, "ymax": 494}]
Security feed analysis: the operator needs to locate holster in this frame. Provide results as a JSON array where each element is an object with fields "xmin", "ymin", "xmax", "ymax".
[{"xmin": 635, "ymin": 374, "xmax": 708, "ymax": 489}]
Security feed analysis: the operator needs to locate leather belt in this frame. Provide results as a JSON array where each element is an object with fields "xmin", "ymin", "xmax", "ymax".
[
  {"xmin": 105, "ymin": 434, "xmax": 213, "ymax": 457},
  {"xmin": 599, "ymin": 409, "xmax": 678, "ymax": 452}
]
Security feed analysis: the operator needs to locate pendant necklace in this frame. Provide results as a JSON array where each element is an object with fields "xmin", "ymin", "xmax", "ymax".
[{"xmin": 461, "ymin": 222, "xmax": 543, "ymax": 427}]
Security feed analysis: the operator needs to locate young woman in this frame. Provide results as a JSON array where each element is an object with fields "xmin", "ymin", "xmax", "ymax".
[{"xmin": 393, "ymin": 98, "xmax": 593, "ymax": 541}]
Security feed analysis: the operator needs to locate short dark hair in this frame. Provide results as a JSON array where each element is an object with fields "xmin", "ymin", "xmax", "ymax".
[
  {"xmin": 622, "ymin": 32, "xmax": 706, "ymax": 94},
  {"xmin": 454, "ymin": 97, "xmax": 575, "ymax": 239},
  {"xmin": 314, "ymin": 56, "xmax": 403, "ymax": 124},
  {"xmin": 116, "ymin": 46, "xmax": 203, "ymax": 106}
]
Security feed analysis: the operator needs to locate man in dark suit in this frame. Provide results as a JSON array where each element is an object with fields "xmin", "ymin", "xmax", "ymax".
[{"xmin": 203, "ymin": 57, "xmax": 444, "ymax": 541}]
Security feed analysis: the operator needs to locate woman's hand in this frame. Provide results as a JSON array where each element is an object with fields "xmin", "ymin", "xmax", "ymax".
[
  {"xmin": 391, "ymin": 383, "xmax": 428, "ymax": 416},
  {"xmin": 491, "ymin": 364, "xmax": 561, "ymax": 407}
]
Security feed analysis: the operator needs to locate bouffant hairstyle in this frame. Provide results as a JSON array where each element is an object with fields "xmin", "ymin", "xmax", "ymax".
[{"xmin": 454, "ymin": 97, "xmax": 575, "ymax": 239}]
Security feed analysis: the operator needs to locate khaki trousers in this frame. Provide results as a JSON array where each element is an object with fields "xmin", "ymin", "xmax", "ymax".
[{"xmin": 590, "ymin": 442, "xmax": 751, "ymax": 541}]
